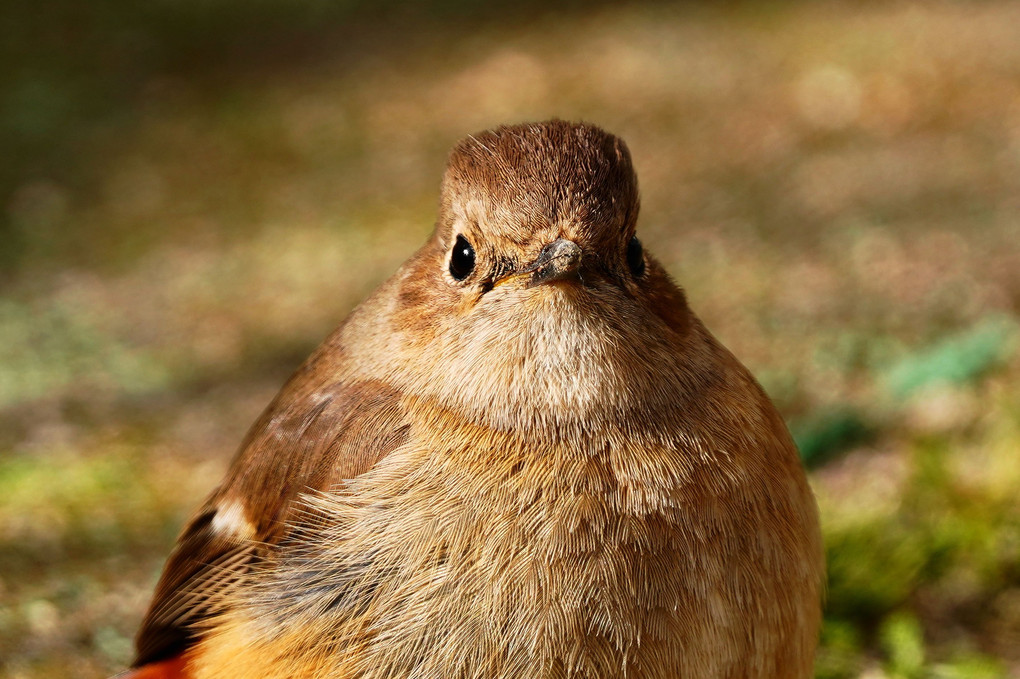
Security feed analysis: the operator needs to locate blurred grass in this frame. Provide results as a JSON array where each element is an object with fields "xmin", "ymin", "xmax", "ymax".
[{"xmin": 2, "ymin": 0, "xmax": 1020, "ymax": 677}]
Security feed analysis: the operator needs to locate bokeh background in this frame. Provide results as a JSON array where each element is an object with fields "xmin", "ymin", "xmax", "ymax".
[{"xmin": 2, "ymin": 1, "xmax": 1020, "ymax": 677}]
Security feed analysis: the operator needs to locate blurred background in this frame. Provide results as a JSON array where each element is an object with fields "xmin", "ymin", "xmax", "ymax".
[{"xmin": 2, "ymin": 0, "xmax": 1019, "ymax": 677}]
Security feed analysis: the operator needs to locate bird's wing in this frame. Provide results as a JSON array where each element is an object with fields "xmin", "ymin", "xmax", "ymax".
[{"xmin": 133, "ymin": 366, "xmax": 410, "ymax": 667}]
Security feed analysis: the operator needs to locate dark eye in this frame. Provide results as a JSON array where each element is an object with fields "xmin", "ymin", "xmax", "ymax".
[
  {"xmin": 449, "ymin": 235, "xmax": 476, "ymax": 281},
  {"xmin": 626, "ymin": 236, "xmax": 645, "ymax": 277}
]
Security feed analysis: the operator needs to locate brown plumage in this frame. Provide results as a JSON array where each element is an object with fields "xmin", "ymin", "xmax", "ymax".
[{"xmin": 130, "ymin": 120, "xmax": 824, "ymax": 679}]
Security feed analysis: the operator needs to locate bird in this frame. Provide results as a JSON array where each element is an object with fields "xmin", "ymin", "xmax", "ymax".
[{"xmin": 120, "ymin": 120, "xmax": 823, "ymax": 679}]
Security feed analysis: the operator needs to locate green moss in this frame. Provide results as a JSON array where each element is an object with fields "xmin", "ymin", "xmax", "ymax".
[
  {"xmin": 930, "ymin": 654, "xmax": 1008, "ymax": 679},
  {"xmin": 883, "ymin": 317, "xmax": 1018, "ymax": 401},
  {"xmin": 792, "ymin": 407, "xmax": 873, "ymax": 469},
  {"xmin": 815, "ymin": 619, "xmax": 865, "ymax": 679},
  {"xmin": 0, "ymin": 299, "xmax": 172, "ymax": 409},
  {"xmin": 825, "ymin": 521, "xmax": 928, "ymax": 621},
  {"xmin": 879, "ymin": 612, "xmax": 925, "ymax": 678},
  {"xmin": 0, "ymin": 450, "xmax": 183, "ymax": 563}
]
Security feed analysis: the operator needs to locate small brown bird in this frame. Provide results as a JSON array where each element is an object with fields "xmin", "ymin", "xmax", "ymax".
[{"xmin": 123, "ymin": 120, "xmax": 823, "ymax": 679}]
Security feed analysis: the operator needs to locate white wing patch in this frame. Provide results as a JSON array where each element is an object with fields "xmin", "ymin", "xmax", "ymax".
[{"xmin": 212, "ymin": 500, "xmax": 256, "ymax": 540}]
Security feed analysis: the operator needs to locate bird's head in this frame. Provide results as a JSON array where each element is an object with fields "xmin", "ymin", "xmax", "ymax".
[
  {"xmin": 341, "ymin": 121, "xmax": 708, "ymax": 438},
  {"xmin": 436, "ymin": 119, "xmax": 640, "ymax": 294}
]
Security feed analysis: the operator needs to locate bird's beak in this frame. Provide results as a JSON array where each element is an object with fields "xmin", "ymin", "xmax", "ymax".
[{"xmin": 494, "ymin": 238, "xmax": 582, "ymax": 288}]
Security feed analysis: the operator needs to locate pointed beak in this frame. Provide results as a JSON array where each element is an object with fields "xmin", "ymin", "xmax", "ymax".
[
  {"xmin": 490, "ymin": 238, "xmax": 583, "ymax": 289},
  {"xmin": 521, "ymin": 238, "xmax": 582, "ymax": 287}
]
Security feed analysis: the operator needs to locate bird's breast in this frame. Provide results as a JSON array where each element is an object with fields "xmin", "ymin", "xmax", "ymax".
[{"xmin": 191, "ymin": 411, "xmax": 821, "ymax": 679}]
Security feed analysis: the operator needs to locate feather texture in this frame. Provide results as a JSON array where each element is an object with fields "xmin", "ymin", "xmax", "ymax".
[{"xmin": 130, "ymin": 120, "xmax": 823, "ymax": 679}]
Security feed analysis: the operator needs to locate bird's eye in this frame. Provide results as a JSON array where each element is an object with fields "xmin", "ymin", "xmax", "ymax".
[
  {"xmin": 449, "ymin": 235, "xmax": 476, "ymax": 281},
  {"xmin": 626, "ymin": 236, "xmax": 645, "ymax": 277}
]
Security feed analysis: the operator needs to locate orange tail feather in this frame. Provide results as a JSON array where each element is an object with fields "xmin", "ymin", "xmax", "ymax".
[{"xmin": 112, "ymin": 654, "xmax": 190, "ymax": 679}]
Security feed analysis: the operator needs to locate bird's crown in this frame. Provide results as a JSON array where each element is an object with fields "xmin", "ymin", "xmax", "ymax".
[{"xmin": 437, "ymin": 120, "xmax": 640, "ymax": 283}]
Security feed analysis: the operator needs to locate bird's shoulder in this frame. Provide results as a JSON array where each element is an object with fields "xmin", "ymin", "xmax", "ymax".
[{"xmin": 133, "ymin": 346, "xmax": 412, "ymax": 667}]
